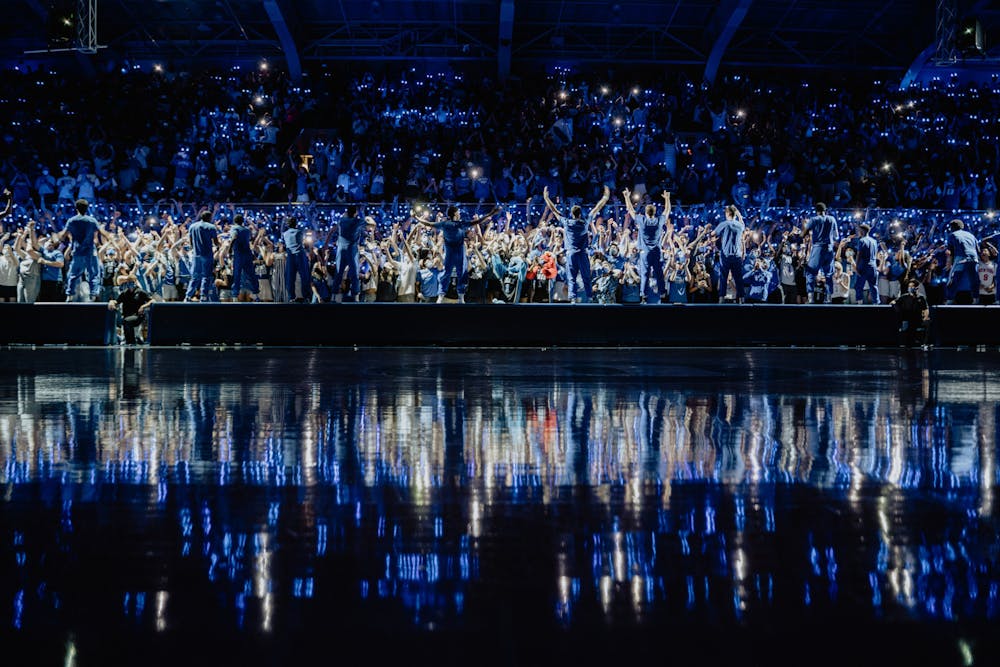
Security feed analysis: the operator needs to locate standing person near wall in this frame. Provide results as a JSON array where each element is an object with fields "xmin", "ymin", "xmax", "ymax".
[
  {"xmin": 543, "ymin": 185, "xmax": 610, "ymax": 304},
  {"xmin": 60, "ymin": 198, "xmax": 109, "ymax": 302},
  {"xmin": 413, "ymin": 204, "xmax": 498, "ymax": 303},
  {"xmin": 944, "ymin": 219, "xmax": 980, "ymax": 305},
  {"xmin": 185, "ymin": 209, "xmax": 220, "ymax": 302},
  {"xmin": 282, "ymin": 216, "xmax": 311, "ymax": 303},
  {"xmin": 802, "ymin": 202, "xmax": 839, "ymax": 303},
  {"xmin": 713, "ymin": 205, "xmax": 746, "ymax": 304},
  {"xmin": 622, "ymin": 188, "xmax": 670, "ymax": 304},
  {"xmin": 853, "ymin": 223, "xmax": 880, "ymax": 305}
]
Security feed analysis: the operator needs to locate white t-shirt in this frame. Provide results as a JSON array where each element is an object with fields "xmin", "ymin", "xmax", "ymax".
[
  {"xmin": 832, "ymin": 271, "xmax": 850, "ymax": 299},
  {"xmin": 0, "ymin": 253, "xmax": 18, "ymax": 286},
  {"xmin": 396, "ymin": 257, "xmax": 416, "ymax": 297}
]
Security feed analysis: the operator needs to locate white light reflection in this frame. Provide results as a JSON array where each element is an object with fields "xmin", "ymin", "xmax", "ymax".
[{"xmin": 155, "ymin": 591, "xmax": 168, "ymax": 632}]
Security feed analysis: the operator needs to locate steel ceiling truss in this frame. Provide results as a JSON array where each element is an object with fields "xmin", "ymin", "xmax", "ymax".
[{"xmin": 301, "ymin": 22, "xmax": 497, "ymax": 60}]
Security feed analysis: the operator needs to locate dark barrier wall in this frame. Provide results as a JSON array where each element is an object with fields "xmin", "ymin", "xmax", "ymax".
[
  {"xmin": 0, "ymin": 303, "xmax": 993, "ymax": 347},
  {"xmin": 146, "ymin": 303, "xmax": 907, "ymax": 347},
  {"xmin": 930, "ymin": 306, "xmax": 1000, "ymax": 346},
  {"xmin": 0, "ymin": 304, "xmax": 116, "ymax": 345}
]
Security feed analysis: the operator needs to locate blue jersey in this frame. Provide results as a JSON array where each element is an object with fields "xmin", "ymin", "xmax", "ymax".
[
  {"xmin": 188, "ymin": 221, "xmax": 218, "ymax": 258},
  {"xmin": 64, "ymin": 214, "xmax": 99, "ymax": 256},
  {"xmin": 41, "ymin": 247, "xmax": 63, "ymax": 281},
  {"xmin": 337, "ymin": 216, "xmax": 365, "ymax": 248},
  {"xmin": 856, "ymin": 236, "xmax": 879, "ymax": 267},
  {"xmin": 805, "ymin": 214, "xmax": 839, "ymax": 247},
  {"xmin": 635, "ymin": 213, "xmax": 666, "ymax": 251},
  {"xmin": 744, "ymin": 268, "xmax": 772, "ymax": 301},
  {"xmin": 440, "ymin": 219, "xmax": 476, "ymax": 246},
  {"xmin": 948, "ymin": 229, "xmax": 979, "ymax": 262},
  {"xmin": 558, "ymin": 213, "xmax": 595, "ymax": 255},
  {"xmin": 418, "ymin": 267, "xmax": 441, "ymax": 298},
  {"xmin": 283, "ymin": 227, "xmax": 304, "ymax": 254},
  {"xmin": 230, "ymin": 224, "xmax": 253, "ymax": 257},
  {"xmin": 713, "ymin": 218, "xmax": 745, "ymax": 258}
]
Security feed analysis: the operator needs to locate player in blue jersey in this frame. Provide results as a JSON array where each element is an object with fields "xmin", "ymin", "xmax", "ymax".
[
  {"xmin": 228, "ymin": 212, "xmax": 259, "ymax": 301},
  {"xmin": 622, "ymin": 189, "xmax": 670, "ymax": 303},
  {"xmin": 713, "ymin": 205, "xmax": 746, "ymax": 303},
  {"xmin": 413, "ymin": 204, "xmax": 498, "ymax": 303},
  {"xmin": 853, "ymin": 223, "xmax": 880, "ymax": 304},
  {"xmin": 331, "ymin": 205, "xmax": 376, "ymax": 302},
  {"xmin": 945, "ymin": 218, "xmax": 981, "ymax": 304},
  {"xmin": 185, "ymin": 210, "xmax": 220, "ymax": 302},
  {"xmin": 282, "ymin": 216, "xmax": 311, "ymax": 302},
  {"xmin": 801, "ymin": 202, "xmax": 839, "ymax": 303},
  {"xmin": 542, "ymin": 185, "xmax": 610, "ymax": 303},
  {"xmin": 58, "ymin": 198, "xmax": 111, "ymax": 301}
]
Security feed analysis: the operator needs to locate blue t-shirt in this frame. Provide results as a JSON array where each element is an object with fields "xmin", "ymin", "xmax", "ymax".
[
  {"xmin": 948, "ymin": 229, "xmax": 979, "ymax": 262},
  {"xmin": 805, "ymin": 214, "xmax": 839, "ymax": 247},
  {"xmin": 744, "ymin": 268, "xmax": 771, "ymax": 301},
  {"xmin": 64, "ymin": 214, "xmax": 100, "ymax": 256},
  {"xmin": 230, "ymin": 224, "xmax": 253, "ymax": 257},
  {"xmin": 713, "ymin": 218, "xmax": 745, "ymax": 258},
  {"xmin": 856, "ymin": 236, "xmax": 879, "ymax": 268},
  {"xmin": 440, "ymin": 219, "xmax": 476, "ymax": 247},
  {"xmin": 418, "ymin": 267, "xmax": 441, "ymax": 298},
  {"xmin": 635, "ymin": 213, "xmax": 666, "ymax": 252},
  {"xmin": 41, "ymin": 247, "xmax": 63, "ymax": 281},
  {"xmin": 558, "ymin": 213, "xmax": 595, "ymax": 255},
  {"xmin": 337, "ymin": 217, "xmax": 365, "ymax": 248},
  {"xmin": 283, "ymin": 227, "xmax": 305, "ymax": 254},
  {"xmin": 188, "ymin": 221, "xmax": 218, "ymax": 258}
]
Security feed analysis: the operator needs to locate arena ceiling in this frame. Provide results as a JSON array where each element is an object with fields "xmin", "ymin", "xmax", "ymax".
[{"xmin": 3, "ymin": 1, "xmax": 994, "ymax": 76}]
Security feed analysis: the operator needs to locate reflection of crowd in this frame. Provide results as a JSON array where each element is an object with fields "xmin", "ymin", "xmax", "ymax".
[{"xmin": 0, "ymin": 350, "xmax": 997, "ymax": 637}]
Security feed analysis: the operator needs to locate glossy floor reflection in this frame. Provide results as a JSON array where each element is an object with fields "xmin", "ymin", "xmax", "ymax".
[{"xmin": 1, "ymin": 348, "xmax": 999, "ymax": 666}]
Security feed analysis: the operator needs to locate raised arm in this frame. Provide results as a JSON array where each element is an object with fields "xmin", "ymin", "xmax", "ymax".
[
  {"xmin": 589, "ymin": 186, "xmax": 611, "ymax": 220},
  {"xmin": 621, "ymin": 188, "xmax": 636, "ymax": 219},
  {"xmin": 469, "ymin": 206, "xmax": 499, "ymax": 227},
  {"xmin": 0, "ymin": 189, "xmax": 11, "ymax": 219},
  {"xmin": 662, "ymin": 190, "xmax": 671, "ymax": 219},
  {"xmin": 412, "ymin": 208, "xmax": 441, "ymax": 228},
  {"xmin": 541, "ymin": 186, "xmax": 561, "ymax": 219}
]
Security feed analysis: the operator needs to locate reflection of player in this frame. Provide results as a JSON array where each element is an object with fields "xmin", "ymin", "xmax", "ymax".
[
  {"xmin": 543, "ymin": 185, "xmax": 610, "ymax": 303},
  {"xmin": 623, "ymin": 188, "xmax": 670, "ymax": 303},
  {"xmin": 414, "ymin": 205, "xmax": 498, "ymax": 303}
]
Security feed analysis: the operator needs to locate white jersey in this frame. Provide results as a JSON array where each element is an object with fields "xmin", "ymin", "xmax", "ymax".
[{"xmin": 979, "ymin": 260, "xmax": 996, "ymax": 295}]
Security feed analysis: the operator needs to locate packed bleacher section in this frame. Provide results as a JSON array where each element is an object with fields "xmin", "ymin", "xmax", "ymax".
[{"xmin": 0, "ymin": 64, "xmax": 997, "ymax": 327}]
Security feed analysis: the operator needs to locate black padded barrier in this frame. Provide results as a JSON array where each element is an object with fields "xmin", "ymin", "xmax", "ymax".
[
  {"xmin": 0, "ymin": 304, "xmax": 116, "ymax": 345},
  {"xmin": 145, "ymin": 303, "xmax": 908, "ymax": 347}
]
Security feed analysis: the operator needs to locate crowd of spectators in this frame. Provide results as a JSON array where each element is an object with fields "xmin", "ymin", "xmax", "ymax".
[
  {"xmin": 1, "ymin": 62, "xmax": 998, "ymax": 343},
  {"xmin": 1, "ymin": 63, "xmax": 1000, "ymax": 211}
]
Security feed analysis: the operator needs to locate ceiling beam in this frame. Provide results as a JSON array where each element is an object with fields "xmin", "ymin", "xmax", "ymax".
[
  {"xmin": 263, "ymin": 0, "xmax": 301, "ymax": 81},
  {"xmin": 704, "ymin": 0, "xmax": 753, "ymax": 84},
  {"xmin": 498, "ymin": 0, "xmax": 514, "ymax": 81}
]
